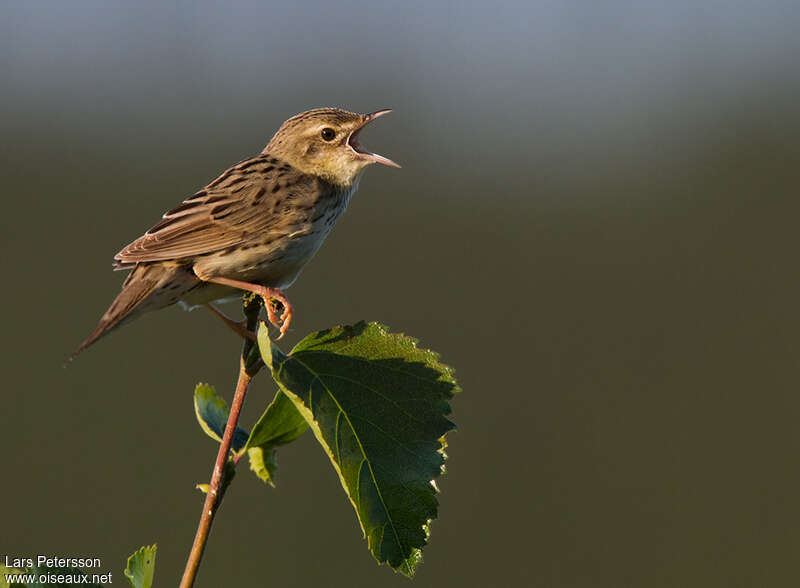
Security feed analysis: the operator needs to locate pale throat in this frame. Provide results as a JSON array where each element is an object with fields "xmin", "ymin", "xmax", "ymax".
[{"xmin": 311, "ymin": 157, "xmax": 369, "ymax": 187}]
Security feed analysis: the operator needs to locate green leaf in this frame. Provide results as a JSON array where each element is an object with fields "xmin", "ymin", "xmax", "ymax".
[
  {"xmin": 194, "ymin": 383, "xmax": 249, "ymax": 452},
  {"xmin": 244, "ymin": 388, "xmax": 309, "ymax": 485},
  {"xmin": 0, "ymin": 564, "xmax": 25, "ymax": 588},
  {"xmin": 258, "ymin": 321, "xmax": 459, "ymax": 577},
  {"xmin": 124, "ymin": 544, "xmax": 157, "ymax": 588}
]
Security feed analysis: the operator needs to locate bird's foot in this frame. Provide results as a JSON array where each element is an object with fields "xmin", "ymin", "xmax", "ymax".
[
  {"xmin": 260, "ymin": 289, "xmax": 292, "ymax": 339},
  {"xmin": 202, "ymin": 276, "xmax": 293, "ymax": 339}
]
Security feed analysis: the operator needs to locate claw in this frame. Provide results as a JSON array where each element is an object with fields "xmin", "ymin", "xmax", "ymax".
[
  {"xmin": 276, "ymin": 301, "xmax": 292, "ymax": 339},
  {"xmin": 267, "ymin": 293, "xmax": 292, "ymax": 339},
  {"xmin": 201, "ymin": 276, "xmax": 294, "ymax": 340},
  {"xmin": 264, "ymin": 298, "xmax": 282, "ymax": 329}
]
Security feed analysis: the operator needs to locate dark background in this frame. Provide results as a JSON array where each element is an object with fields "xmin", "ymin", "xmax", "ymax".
[{"xmin": 3, "ymin": 1, "xmax": 800, "ymax": 586}]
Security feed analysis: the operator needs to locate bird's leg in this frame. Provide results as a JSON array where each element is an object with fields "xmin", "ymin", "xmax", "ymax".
[
  {"xmin": 204, "ymin": 303, "xmax": 257, "ymax": 342},
  {"xmin": 202, "ymin": 276, "xmax": 293, "ymax": 339}
]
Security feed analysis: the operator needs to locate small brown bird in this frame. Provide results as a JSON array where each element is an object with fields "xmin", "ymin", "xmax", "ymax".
[{"xmin": 72, "ymin": 108, "xmax": 398, "ymax": 359}]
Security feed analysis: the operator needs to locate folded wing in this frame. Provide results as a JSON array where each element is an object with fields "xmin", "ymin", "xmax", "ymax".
[{"xmin": 115, "ymin": 157, "xmax": 307, "ymax": 265}]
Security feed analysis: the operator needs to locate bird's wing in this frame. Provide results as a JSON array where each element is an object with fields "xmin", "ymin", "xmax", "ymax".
[{"xmin": 115, "ymin": 156, "xmax": 313, "ymax": 264}]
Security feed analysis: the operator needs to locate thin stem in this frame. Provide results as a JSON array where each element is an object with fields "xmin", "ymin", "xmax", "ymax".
[{"xmin": 180, "ymin": 294, "xmax": 263, "ymax": 588}]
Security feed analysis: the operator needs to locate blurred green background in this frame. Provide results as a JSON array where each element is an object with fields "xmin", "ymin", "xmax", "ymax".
[{"xmin": 3, "ymin": 1, "xmax": 800, "ymax": 586}]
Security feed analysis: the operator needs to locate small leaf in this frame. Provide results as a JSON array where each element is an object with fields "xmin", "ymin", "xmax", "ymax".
[
  {"xmin": 196, "ymin": 483, "xmax": 210, "ymax": 494},
  {"xmin": 244, "ymin": 378, "xmax": 309, "ymax": 485},
  {"xmin": 0, "ymin": 564, "xmax": 25, "ymax": 588},
  {"xmin": 258, "ymin": 321, "xmax": 459, "ymax": 576},
  {"xmin": 194, "ymin": 383, "xmax": 249, "ymax": 452},
  {"xmin": 246, "ymin": 445, "xmax": 278, "ymax": 485},
  {"xmin": 124, "ymin": 544, "xmax": 157, "ymax": 588}
]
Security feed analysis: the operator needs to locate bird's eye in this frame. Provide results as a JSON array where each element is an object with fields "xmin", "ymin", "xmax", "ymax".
[{"xmin": 320, "ymin": 127, "xmax": 336, "ymax": 141}]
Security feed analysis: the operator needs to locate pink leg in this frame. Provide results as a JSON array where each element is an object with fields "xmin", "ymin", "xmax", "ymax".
[
  {"xmin": 202, "ymin": 276, "xmax": 293, "ymax": 339},
  {"xmin": 204, "ymin": 304, "xmax": 257, "ymax": 342}
]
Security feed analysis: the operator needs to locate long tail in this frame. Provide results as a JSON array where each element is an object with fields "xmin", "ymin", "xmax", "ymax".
[{"xmin": 69, "ymin": 264, "xmax": 186, "ymax": 361}]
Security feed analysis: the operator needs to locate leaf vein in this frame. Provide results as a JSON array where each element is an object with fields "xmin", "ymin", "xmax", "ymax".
[
  {"xmin": 288, "ymin": 355, "xmax": 407, "ymax": 558},
  {"xmin": 311, "ymin": 372, "xmax": 431, "ymax": 428},
  {"xmin": 296, "ymin": 349, "xmax": 449, "ymax": 387}
]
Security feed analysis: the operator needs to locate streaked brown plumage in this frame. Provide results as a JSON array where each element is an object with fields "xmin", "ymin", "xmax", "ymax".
[{"xmin": 72, "ymin": 108, "xmax": 398, "ymax": 359}]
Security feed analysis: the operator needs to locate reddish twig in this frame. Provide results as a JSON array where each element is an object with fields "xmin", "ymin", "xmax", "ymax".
[{"xmin": 180, "ymin": 294, "xmax": 263, "ymax": 588}]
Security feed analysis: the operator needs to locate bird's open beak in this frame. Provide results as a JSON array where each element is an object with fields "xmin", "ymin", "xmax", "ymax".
[{"xmin": 348, "ymin": 109, "xmax": 401, "ymax": 168}]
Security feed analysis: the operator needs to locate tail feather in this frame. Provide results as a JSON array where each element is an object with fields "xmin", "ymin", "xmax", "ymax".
[{"xmin": 68, "ymin": 265, "xmax": 173, "ymax": 362}]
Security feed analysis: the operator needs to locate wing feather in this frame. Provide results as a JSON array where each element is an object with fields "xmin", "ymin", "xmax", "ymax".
[{"xmin": 115, "ymin": 156, "xmax": 314, "ymax": 264}]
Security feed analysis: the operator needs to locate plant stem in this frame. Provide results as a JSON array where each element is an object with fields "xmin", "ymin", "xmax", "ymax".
[{"xmin": 180, "ymin": 295, "xmax": 263, "ymax": 588}]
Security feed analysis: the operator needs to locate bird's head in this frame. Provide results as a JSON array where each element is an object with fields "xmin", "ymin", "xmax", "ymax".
[{"xmin": 264, "ymin": 108, "xmax": 399, "ymax": 185}]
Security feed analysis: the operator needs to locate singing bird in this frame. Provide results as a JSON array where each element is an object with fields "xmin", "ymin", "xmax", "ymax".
[{"xmin": 72, "ymin": 108, "xmax": 399, "ymax": 359}]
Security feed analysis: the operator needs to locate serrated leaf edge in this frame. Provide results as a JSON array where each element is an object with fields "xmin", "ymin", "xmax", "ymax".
[
  {"xmin": 123, "ymin": 544, "xmax": 157, "ymax": 588},
  {"xmin": 264, "ymin": 323, "xmax": 456, "ymax": 575}
]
